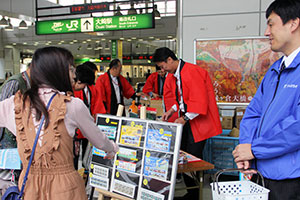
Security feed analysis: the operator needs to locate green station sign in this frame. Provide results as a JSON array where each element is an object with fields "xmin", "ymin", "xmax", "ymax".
[{"xmin": 36, "ymin": 13, "xmax": 154, "ymax": 35}]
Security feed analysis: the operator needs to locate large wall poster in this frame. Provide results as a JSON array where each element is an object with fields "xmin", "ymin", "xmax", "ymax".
[
  {"xmin": 195, "ymin": 37, "xmax": 282, "ymax": 103},
  {"xmin": 89, "ymin": 114, "xmax": 182, "ymax": 200}
]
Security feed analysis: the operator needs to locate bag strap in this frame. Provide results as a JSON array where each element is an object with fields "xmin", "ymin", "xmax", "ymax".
[{"xmin": 18, "ymin": 93, "xmax": 57, "ymax": 198}]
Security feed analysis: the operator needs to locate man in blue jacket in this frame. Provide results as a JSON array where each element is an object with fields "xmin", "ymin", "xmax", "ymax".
[{"xmin": 232, "ymin": 0, "xmax": 300, "ymax": 199}]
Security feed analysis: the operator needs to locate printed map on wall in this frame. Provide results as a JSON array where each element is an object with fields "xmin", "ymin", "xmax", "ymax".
[{"xmin": 195, "ymin": 38, "xmax": 282, "ymax": 103}]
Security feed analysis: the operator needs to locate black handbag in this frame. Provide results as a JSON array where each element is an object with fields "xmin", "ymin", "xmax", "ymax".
[{"xmin": 1, "ymin": 93, "xmax": 57, "ymax": 200}]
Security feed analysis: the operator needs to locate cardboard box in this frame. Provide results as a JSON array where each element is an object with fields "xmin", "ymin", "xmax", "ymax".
[
  {"xmin": 150, "ymin": 99, "xmax": 163, "ymax": 117},
  {"xmin": 221, "ymin": 116, "xmax": 233, "ymax": 129},
  {"xmin": 235, "ymin": 107, "xmax": 246, "ymax": 129}
]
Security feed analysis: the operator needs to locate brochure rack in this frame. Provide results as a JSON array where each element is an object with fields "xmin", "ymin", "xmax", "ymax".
[{"xmin": 89, "ymin": 114, "xmax": 183, "ymax": 200}]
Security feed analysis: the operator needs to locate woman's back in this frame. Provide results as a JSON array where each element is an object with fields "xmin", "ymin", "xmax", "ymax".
[{"xmin": 15, "ymin": 92, "xmax": 87, "ymax": 200}]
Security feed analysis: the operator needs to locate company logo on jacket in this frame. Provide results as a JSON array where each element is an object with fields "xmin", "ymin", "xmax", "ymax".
[{"xmin": 284, "ymin": 84, "xmax": 298, "ymax": 89}]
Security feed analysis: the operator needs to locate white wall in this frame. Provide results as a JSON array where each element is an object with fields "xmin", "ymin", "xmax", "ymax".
[{"xmin": 180, "ymin": 0, "xmax": 274, "ymax": 63}]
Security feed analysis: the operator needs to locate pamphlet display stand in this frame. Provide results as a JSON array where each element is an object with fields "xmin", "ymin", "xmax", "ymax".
[{"xmin": 89, "ymin": 114, "xmax": 183, "ymax": 200}]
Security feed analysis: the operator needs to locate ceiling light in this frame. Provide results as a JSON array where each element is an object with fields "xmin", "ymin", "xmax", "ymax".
[
  {"xmin": 148, "ymin": 36, "xmax": 154, "ymax": 39},
  {"xmin": 87, "ymin": 44, "xmax": 92, "ymax": 50},
  {"xmin": 120, "ymin": 37, "xmax": 124, "ymax": 40},
  {"xmin": 131, "ymin": 37, "xmax": 136, "ymax": 40},
  {"xmin": 139, "ymin": 8, "xmax": 143, "ymax": 14},
  {"xmin": 5, "ymin": 19, "xmax": 13, "ymax": 31},
  {"xmin": 128, "ymin": 2, "xmax": 137, "ymax": 15},
  {"xmin": 138, "ymin": 39, "xmax": 143, "ymax": 41},
  {"xmin": 104, "ymin": 43, "xmax": 110, "ymax": 50},
  {"xmin": 12, "ymin": 43, "xmax": 16, "ymax": 45},
  {"xmin": 87, "ymin": 39, "xmax": 91, "ymax": 42},
  {"xmin": 82, "ymin": 41, "xmax": 87, "ymax": 43},
  {"xmin": 23, "ymin": 42, "xmax": 27, "ymax": 45},
  {"xmin": 153, "ymin": 5, "xmax": 161, "ymax": 20},
  {"xmin": 73, "ymin": 39, "xmax": 78, "ymax": 42},
  {"xmin": 0, "ymin": 16, "xmax": 8, "ymax": 27},
  {"xmin": 19, "ymin": 20, "xmax": 28, "ymax": 29},
  {"xmin": 115, "ymin": 6, "xmax": 122, "ymax": 16},
  {"xmin": 101, "ymin": 38, "xmax": 106, "ymax": 41}
]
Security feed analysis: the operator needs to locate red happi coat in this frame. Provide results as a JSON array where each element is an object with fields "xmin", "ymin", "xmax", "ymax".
[
  {"xmin": 74, "ymin": 85, "xmax": 106, "ymax": 139},
  {"xmin": 171, "ymin": 61, "xmax": 222, "ymax": 142},
  {"xmin": 163, "ymin": 73, "xmax": 179, "ymax": 122},
  {"xmin": 95, "ymin": 72, "xmax": 135, "ymax": 114},
  {"xmin": 142, "ymin": 72, "xmax": 159, "ymax": 95}
]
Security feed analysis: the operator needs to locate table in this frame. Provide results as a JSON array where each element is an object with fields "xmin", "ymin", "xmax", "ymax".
[{"xmin": 177, "ymin": 160, "xmax": 214, "ymax": 200}]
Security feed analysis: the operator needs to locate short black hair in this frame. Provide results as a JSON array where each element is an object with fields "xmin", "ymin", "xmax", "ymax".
[
  {"xmin": 84, "ymin": 61, "xmax": 98, "ymax": 72},
  {"xmin": 75, "ymin": 64, "xmax": 95, "ymax": 85},
  {"xmin": 155, "ymin": 65, "xmax": 161, "ymax": 71},
  {"xmin": 109, "ymin": 59, "xmax": 121, "ymax": 69},
  {"xmin": 266, "ymin": 0, "xmax": 300, "ymax": 24},
  {"xmin": 152, "ymin": 47, "xmax": 178, "ymax": 63}
]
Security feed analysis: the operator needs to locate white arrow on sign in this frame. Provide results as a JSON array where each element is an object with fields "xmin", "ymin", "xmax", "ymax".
[{"xmin": 81, "ymin": 18, "xmax": 94, "ymax": 32}]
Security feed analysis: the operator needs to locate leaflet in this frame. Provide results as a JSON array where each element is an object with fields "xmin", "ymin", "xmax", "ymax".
[
  {"xmin": 116, "ymin": 160, "xmax": 137, "ymax": 173},
  {"xmin": 0, "ymin": 148, "xmax": 21, "ymax": 170},
  {"xmin": 144, "ymin": 154, "xmax": 169, "ymax": 180},
  {"xmin": 97, "ymin": 125, "xmax": 117, "ymax": 140},
  {"xmin": 120, "ymin": 125, "xmax": 143, "ymax": 147},
  {"xmin": 146, "ymin": 129, "xmax": 172, "ymax": 152},
  {"xmin": 118, "ymin": 147, "xmax": 138, "ymax": 160}
]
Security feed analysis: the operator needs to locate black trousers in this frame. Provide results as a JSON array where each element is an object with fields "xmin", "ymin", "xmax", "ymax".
[
  {"xmin": 180, "ymin": 121, "xmax": 206, "ymax": 198},
  {"xmin": 252, "ymin": 174, "xmax": 300, "ymax": 200}
]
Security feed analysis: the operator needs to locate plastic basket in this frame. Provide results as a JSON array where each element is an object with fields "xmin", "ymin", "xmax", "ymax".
[
  {"xmin": 203, "ymin": 136, "xmax": 239, "ymax": 175},
  {"xmin": 211, "ymin": 169, "xmax": 270, "ymax": 200}
]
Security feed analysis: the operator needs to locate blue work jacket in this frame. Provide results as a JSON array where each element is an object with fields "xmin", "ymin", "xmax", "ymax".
[{"xmin": 240, "ymin": 52, "xmax": 300, "ymax": 180}]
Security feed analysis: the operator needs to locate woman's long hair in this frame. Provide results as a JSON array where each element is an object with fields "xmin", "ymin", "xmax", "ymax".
[{"xmin": 23, "ymin": 46, "xmax": 74, "ymax": 128}]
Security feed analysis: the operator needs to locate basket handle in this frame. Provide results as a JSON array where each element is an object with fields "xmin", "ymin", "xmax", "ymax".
[{"xmin": 212, "ymin": 168, "xmax": 265, "ymax": 194}]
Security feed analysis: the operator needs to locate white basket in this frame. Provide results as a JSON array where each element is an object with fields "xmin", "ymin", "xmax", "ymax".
[
  {"xmin": 211, "ymin": 169, "xmax": 270, "ymax": 200},
  {"xmin": 211, "ymin": 180, "xmax": 269, "ymax": 200}
]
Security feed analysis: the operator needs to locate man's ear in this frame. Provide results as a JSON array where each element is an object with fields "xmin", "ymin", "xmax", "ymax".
[{"xmin": 290, "ymin": 17, "xmax": 300, "ymax": 32}]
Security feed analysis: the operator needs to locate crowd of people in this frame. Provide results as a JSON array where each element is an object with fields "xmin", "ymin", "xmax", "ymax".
[{"xmin": 0, "ymin": 0, "xmax": 299, "ymax": 199}]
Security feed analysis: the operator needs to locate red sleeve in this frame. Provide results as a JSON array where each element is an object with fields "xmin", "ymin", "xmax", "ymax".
[
  {"xmin": 182, "ymin": 65, "xmax": 208, "ymax": 115},
  {"xmin": 90, "ymin": 85, "xmax": 106, "ymax": 114},
  {"xmin": 95, "ymin": 74, "xmax": 109, "ymax": 113},
  {"xmin": 142, "ymin": 72, "xmax": 157, "ymax": 94},
  {"xmin": 163, "ymin": 74, "xmax": 179, "ymax": 122},
  {"xmin": 120, "ymin": 75, "xmax": 135, "ymax": 99}
]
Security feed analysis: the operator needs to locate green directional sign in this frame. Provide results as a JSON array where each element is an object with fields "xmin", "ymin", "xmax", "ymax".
[{"xmin": 36, "ymin": 13, "xmax": 154, "ymax": 35}]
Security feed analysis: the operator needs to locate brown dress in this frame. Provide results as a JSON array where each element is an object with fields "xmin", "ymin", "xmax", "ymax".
[{"xmin": 14, "ymin": 92, "xmax": 87, "ymax": 200}]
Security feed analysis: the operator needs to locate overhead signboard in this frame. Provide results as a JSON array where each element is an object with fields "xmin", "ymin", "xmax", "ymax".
[
  {"xmin": 70, "ymin": 3, "xmax": 109, "ymax": 14},
  {"xmin": 36, "ymin": 13, "xmax": 154, "ymax": 35}
]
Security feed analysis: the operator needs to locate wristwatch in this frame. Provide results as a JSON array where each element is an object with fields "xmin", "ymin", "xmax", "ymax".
[{"xmin": 183, "ymin": 115, "xmax": 190, "ymax": 121}]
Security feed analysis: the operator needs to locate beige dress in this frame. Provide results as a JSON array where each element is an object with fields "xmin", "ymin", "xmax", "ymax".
[{"xmin": 14, "ymin": 92, "xmax": 87, "ymax": 200}]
